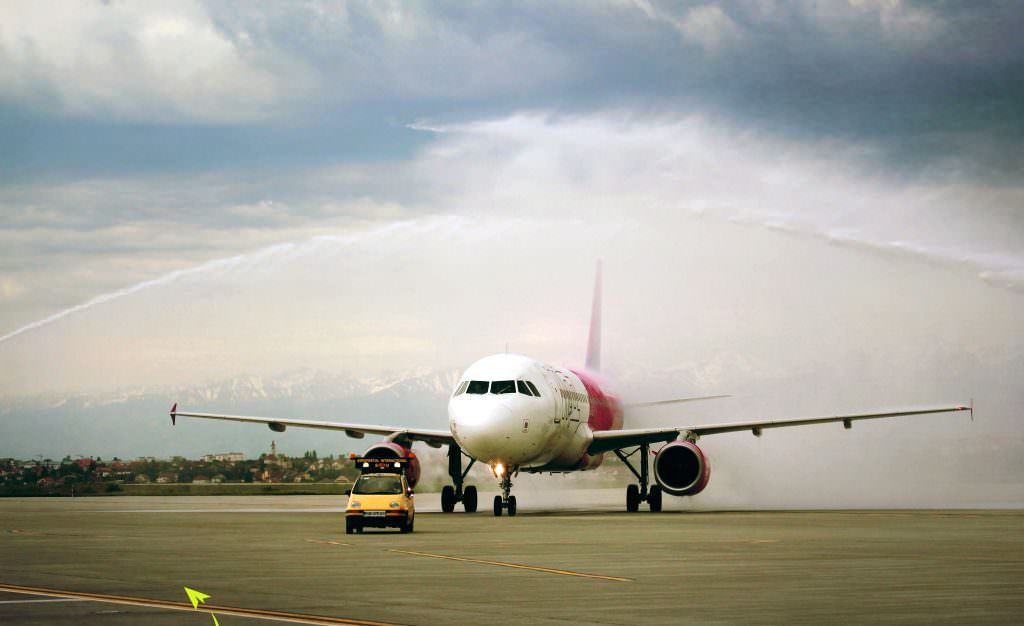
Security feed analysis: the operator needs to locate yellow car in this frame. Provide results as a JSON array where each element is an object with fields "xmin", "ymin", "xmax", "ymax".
[{"xmin": 346, "ymin": 472, "xmax": 415, "ymax": 534}]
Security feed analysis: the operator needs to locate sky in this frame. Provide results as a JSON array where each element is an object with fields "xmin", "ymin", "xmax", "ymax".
[{"xmin": 0, "ymin": 1, "xmax": 1022, "ymax": 504}]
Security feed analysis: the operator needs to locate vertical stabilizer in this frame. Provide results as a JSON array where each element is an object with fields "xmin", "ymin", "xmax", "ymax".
[{"xmin": 585, "ymin": 261, "xmax": 602, "ymax": 371}]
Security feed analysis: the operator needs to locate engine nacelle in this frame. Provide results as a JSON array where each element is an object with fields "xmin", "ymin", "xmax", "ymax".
[
  {"xmin": 653, "ymin": 440, "xmax": 710, "ymax": 496},
  {"xmin": 362, "ymin": 442, "xmax": 421, "ymax": 488}
]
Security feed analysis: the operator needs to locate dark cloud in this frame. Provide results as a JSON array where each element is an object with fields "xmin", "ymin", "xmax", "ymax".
[{"xmin": 2, "ymin": 1, "xmax": 1021, "ymax": 183}]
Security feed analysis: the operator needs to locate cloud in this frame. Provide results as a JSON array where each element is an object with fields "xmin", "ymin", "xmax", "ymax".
[
  {"xmin": 632, "ymin": 1, "xmax": 742, "ymax": 53},
  {"xmin": 404, "ymin": 111, "xmax": 1024, "ymax": 287},
  {"xmin": 211, "ymin": 1, "xmax": 577, "ymax": 103},
  {"xmin": 0, "ymin": 0, "xmax": 313, "ymax": 123},
  {"xmin": 678, "ymin": 4, "xmax": 741, "ymax": 53},
  {"xmin": 3, "ymin": 109, "xmax": 1022, "ymax": 357},
  {"xmin": 0, "ymin": 277, "xmax": 24, "ymax": 302},
  {"xmin": 3, "ymin": 1, "xmax": 1022, "ymax": 184}
]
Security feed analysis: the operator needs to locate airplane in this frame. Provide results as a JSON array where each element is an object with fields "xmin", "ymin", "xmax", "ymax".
[{"xmin": 169, "ymin": 264, "xmax": 972, "ymax": 516}]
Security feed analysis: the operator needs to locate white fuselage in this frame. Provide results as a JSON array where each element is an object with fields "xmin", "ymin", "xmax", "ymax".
[{"xmin": 448, "ymin": 353, "xmax": 619, "ymax": 471}]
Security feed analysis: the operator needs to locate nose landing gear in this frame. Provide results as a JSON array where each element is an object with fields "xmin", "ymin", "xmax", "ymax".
[
  {"xmin": 441, "ymin": 443, "xmax": 478, "ymax": 513},
  {"xmin": 615, "ymin": 442, "xmax": 662, "ymax": 512},
  {"xmin": 492, "ymin": 469, "xmax": 518, "ymax": 516}
]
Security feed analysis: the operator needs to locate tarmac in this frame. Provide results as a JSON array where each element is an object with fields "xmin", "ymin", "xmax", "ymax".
[{"xmin": 1, "ymin": 492, "xmax": 1022, "ymax": 625}]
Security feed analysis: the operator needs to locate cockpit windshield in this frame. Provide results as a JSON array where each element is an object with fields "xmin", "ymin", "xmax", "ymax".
[
  {"xmin": 352, "ymin": 475, "xmax": 403, "ymax": 495},
  {"xmin": 458, "ymin": 380, "xmax": 541, "ymax": 397},
  {"xmin": 466, "ymin": 380, "xmax": 489, "ymax": 394},
  {"xmin": 490, "ymin": 380, "xmax": 516, "ymax": 394}
]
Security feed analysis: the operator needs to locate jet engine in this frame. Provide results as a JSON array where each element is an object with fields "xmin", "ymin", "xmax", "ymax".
[
  {"xmin": 361, "ymin": 442, "xmax": 421, "ymax": 488},
  {"xmin": 653, "ymin": 441, "xmax": 710, "ymax": 496}
]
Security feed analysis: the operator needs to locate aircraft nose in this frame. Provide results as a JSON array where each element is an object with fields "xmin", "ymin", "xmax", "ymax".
[{"xmin": 450, "ymin": 401, "xmax": 518, "ymax": 461}]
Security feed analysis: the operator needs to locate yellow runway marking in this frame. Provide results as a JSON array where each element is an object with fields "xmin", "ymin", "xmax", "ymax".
[
  {"xmin": 390, "ymin": 549, "xmax": 632, "ymax": 582},
  {"xmin": 6, "ymin": 529, "xmax": 116, "ymax": 539},
  {"xmin": 305, "ymin": 538, "xmax": 350, "ymax": 547},
  {"xmin": 0, "ymin": 583, "xmax": 403, "ymax": 626}
]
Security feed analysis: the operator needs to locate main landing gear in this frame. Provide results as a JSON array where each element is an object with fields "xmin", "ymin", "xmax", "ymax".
[
  {"xmin": 614, "ymin": 442, "xmax": 662, "ymax": 512},
  {"xmin": 492, "ymin": 467, "xmax": 517, "ymax": 516},
  {"xmin": 441, "ymin": 443, "xmax": 478, "ymax": 513}
]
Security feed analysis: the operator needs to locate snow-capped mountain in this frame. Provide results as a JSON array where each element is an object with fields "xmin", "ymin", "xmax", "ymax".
[{"xmin": 0, "ymin": 368, "xmax": 462, "ymax": 459}]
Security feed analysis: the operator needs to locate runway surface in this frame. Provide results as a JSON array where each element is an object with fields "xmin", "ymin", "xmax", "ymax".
[{"xmin": 1, "ymin": 493, "xmax": 1022, "ymax": 624}]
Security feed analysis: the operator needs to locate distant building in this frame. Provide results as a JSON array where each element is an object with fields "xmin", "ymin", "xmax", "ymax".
[
  {"xmin": 156, "ymin": 472, "xmax": 178, "ymax": 484},
  {"xmin": 263, "ymin": 441, "xmax": 292, "ymax": 469},
  {"xmin": 134, "ymin": 474, "xmax": 151, "ymax": 483},
  {"xmin": 192, "ymin": 475, "xmax": 210, "ymax": 484},
  {"xmin": 260, "ymin": 469, "xmax": 284, "ymax": 483},
  {"xmin": 202, "ymin": 452, "xmax": 245, "ymax": 462}
]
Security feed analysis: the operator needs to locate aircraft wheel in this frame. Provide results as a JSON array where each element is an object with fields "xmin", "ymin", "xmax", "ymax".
[
  {"xmin": 441, "ymin": 485, "xmax": 456, "ymax": 513},
  {"xmin": 463, "ymin": 486, "xmax": 478, "ymax": 513},
  {"xmin": 493, "ymin": 495, "xmax": 503, "ymax": 516},
  {"xmin": 508, "ymin": 495, "xmax": 517, "ymax": 516},
  {"xmin": 648, "ymin": 485, "xmax": 663, "ymax": 512},
  {"xmin": 626, "ymin": 484, "xmax": 640, "ymax": 512}
]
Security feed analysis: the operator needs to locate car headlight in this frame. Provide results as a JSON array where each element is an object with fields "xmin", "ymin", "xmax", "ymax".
[
  {"xmin": 389, "ymin": 501, "xmax": 400, "ymax": 508},
  {"xmin": 349, "ymin": 501, "xmax": 361, "ymax": 508}
]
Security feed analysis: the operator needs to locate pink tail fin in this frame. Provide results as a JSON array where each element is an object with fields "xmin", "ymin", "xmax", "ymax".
[{"xmin": 585, "ymin": 261, "xmax": 602, "ymax": 371}]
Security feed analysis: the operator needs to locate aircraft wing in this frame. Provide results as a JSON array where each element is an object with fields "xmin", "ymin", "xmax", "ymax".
[
  {"xmin": 587, "ymin": 404, "xmax": 971, "ymax": 455},
  {"xmin": 169, "ymin": 404, "xmax": 455, "ymax": 447}
]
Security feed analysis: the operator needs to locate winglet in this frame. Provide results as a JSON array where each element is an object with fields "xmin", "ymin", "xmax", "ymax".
[
  {"xmin": 969, "ymin": 397, "xmax": 974, "ymax": 422},
  {"xmin": 584, "ymin": 260, "xmax": 602, "ymax": 372},
  {"xmin": 170, "ymin": 403, "xmax": 177, "ymax": 426}
]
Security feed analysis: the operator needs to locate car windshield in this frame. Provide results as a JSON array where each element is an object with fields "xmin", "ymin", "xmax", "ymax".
[{"xmin": 353, "ymin": 475, "xmax": 403, "ymax": 495}]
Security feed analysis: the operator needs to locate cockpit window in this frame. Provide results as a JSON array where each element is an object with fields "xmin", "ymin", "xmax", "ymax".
[
  {"xmin": 516, "ymin": 380, "xmax": 532, "ymax": 396},
  {"xmin": 453, "ymin": 381, "xmax": 469, "ymax": 396},
  {"xmin": 525, "ymin": 381, "xmax": 541, "ymax": 397},
  {"xmin": 490, "ymin": 380, "xmax": 516, "ymax": 394},
  {"xmin": 466, "ymin": 380, "xmax": 489, "ymax": 395}
]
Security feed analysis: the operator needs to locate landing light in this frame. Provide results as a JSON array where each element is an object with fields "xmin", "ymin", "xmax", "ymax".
[{"xmin": 493, "ymin": 463, "xmax": 506, "ymax": 478}]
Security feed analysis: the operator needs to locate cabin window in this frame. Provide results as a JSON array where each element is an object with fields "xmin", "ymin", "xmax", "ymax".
[
  {"xmin": 491, "ymin": 380, "xmax": 516, "ymax": 395},
  {"xmin": 466, "ymin": 380, "xmax": 489, "ymax": 395},
  {"xmin": 526, "ymin": 381, "xmax": 541, "ymax": 397}
]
